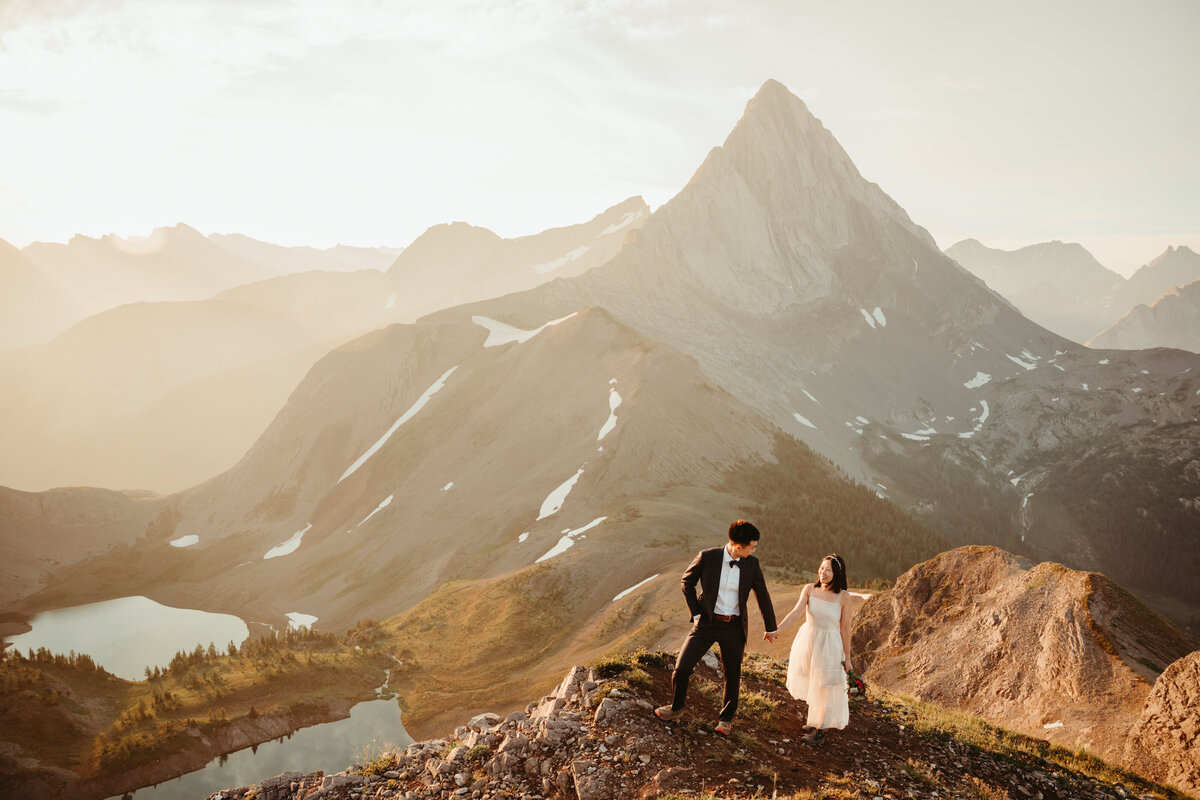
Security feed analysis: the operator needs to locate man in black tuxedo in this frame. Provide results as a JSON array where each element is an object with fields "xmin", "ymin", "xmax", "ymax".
[{"xmin": 655, "ymin": 520, "xmax": 778, "ymax": 735}]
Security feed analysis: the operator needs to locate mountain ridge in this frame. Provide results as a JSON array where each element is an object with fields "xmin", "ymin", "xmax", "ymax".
[
  {"xmin": 853, "ymin": 545, "xmax": 1198, "ymax": 780},
  {"xmin": 948, "ymin": 238, "xmax": 1200, "ymax": 345},
  {"xmin": 1090, "ymin": 277, "xmax": 1200, "ymax": 352},
  {"xmin": 0, "ymin": 197, "xmax": 647, "ymax": 493}
]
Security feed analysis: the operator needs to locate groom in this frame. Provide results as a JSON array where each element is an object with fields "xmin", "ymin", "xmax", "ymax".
[{"xmin": 655, "ymin": 520, "xmax": 778, "ymax": 735}]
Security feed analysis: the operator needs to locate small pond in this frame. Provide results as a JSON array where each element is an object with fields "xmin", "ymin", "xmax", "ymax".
[{"xmin": 108, "ymin": 695, "xmax": 413, "ymax": 799}]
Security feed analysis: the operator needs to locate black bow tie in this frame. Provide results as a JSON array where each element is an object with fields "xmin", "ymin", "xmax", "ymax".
[{"xmin": 729, "ymin": 559, "xmax": 742, "ymax": 568}]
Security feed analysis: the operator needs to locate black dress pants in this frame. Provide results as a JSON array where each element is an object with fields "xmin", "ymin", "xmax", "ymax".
[{"xmin": 670, "ymin": 616, "xmax": 745, "ymax": 721}]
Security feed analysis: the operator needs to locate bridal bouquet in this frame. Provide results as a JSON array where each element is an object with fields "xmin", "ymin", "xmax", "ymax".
[{"xmin": 846, "ymin": 670, "xmax": 866, "ymax": 697}]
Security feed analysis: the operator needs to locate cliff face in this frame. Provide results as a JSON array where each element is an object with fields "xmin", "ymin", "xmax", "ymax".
[
  {"xmin": 851, "ymin": 546, "xmax": 1198, "ymax": 773},
  {"xmin": 1124, "ymin": 651, "xmax": 1200, "ymax": 794}
]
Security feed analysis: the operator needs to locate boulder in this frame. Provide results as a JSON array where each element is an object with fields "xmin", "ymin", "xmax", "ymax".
[{"xmin": 467, "ymin": 712, "xmax": 502, "ymax": 731}]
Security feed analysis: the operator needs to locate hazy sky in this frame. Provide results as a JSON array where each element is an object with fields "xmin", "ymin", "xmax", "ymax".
[{"xmin": 2, "ymin": 0, "xmax": 1197, "ymax": 275}]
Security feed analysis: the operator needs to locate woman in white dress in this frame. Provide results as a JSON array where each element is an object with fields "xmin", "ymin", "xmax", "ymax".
[{"xmin": 774, "ymin": 553, "xmax": 851, "ymax": 745}]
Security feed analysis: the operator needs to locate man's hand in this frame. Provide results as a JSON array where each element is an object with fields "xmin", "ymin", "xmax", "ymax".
[{"xmin": 763, "ymin": 632, "xmax": 779, "ymax": 644}]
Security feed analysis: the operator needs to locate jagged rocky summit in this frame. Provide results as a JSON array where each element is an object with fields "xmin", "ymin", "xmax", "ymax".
[
  {"xmin": 205, "ymin": 656, "xmax": 1183, "ymax": 800},
  {"xmin": 853, "ymin": 545, "xmax": 1200, "ymax": 796}
]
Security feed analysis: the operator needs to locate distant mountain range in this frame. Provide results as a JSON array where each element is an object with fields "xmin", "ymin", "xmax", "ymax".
[
  {"xmin": 1089, "ymin": 278, "xmax": 1200, "ymax": 351},
  {"xmin": 947, "ymin": 239, "xmax": 1200, "ymax": 349},
  {"xmin": 7, "ymin": 78, "xmax": 1197, "ymax": 622},
  {"xmin": 0, "ymin": 224, "xmax": 400, "ymax": 351},
  {"xmin": 0, "ymin": 200, "xmax": 648, "ymax": 493}
]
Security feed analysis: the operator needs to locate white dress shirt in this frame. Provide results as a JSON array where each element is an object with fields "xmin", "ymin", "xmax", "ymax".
[{"xmin": 714, "ymin": 544, "xmax": 741, "ymax": 616}]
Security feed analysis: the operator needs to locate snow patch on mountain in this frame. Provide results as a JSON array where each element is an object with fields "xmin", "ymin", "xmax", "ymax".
[
  {"xmin": 473, "ymin": 313, "xmax": 578, "ymax": 347},
  {"xmin": 354, "ymin": 495, "xmax": 394, "ymax": 529},
  {"xmin": 601, "ymin": 208, "xmax": 646, "ymax": 236},
  {"xmin": 965, "ymin": 371, "xmax": 991, "ymax": 389},
  {"xmin": 265, "ymin": 523, "xmax": 313, "ymax": 560},
  {"xmin": 1007, "ymin": 354, "xmax": 1037, "ymax": 371},
  {"xmin": 959, "ymin": 401, "xmax": 991, "ymax": 439},
  {"xmin": 613, "ymin": 574, "xmax": 660, "ymax": 602},
  {"xmin": 536, "ymin": 516, "xmax": 607, "ymax": 563},
  {"xmin": 339, "ymin": 366, "xmax": 459, "ymax": 483},
  {"xmin": 532, "ymin": 246, "xmax": 591, "ymax": 275},
  {"xmin": 537, "ymin": 467, "xmax": 585, "ymax": 520},
  {"xmin": 597, "ymin": 384, "xmax": 623, "ymax": 441},
  {"xmin": 793, "ymin": 412, "xmax": 818, "ymax": 430},
  {"xmin": 169, "ymin": 535, "xmax": 199, "ymax": 548}
]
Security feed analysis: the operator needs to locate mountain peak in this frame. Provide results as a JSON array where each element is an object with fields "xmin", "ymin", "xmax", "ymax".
[
  {"xmin": 618, "ymin": 78, "xmax": 938, "ymax": 315},
  {"xmin": 747, "ymin": 77, "xmax": 808, "ymax": 111},
  {"xmin": 1129, "ymin": 242, "xmax": 1200, "ymax": 285},
  {"xmin": 728, "ymin": 78, "xmax": 827, "ymax": 155}
]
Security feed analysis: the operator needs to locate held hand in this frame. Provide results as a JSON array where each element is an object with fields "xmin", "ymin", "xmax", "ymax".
[{"xmin": 763, "ymin": 632, "xmax": 779, "ymax": 644}]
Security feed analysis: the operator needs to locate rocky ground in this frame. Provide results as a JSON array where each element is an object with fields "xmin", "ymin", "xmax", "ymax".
[{"xmin": 204, "ymin": 651, "xmax": 1190, "ymax": 800}]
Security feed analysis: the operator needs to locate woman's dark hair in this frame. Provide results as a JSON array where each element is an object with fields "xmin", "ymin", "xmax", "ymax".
[
  {"xmin": 728, "ymin": 520, "xmax": 760, "ymax": 545},
  {"xmin": 818, "ymin": 553, "xmax": 848, "ymax": 594}
]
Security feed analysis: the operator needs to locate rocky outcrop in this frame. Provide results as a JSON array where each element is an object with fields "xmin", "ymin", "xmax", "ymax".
[
  {"xmin": 1124, "ymin": 651, "xmax": 1200, "ymax": 795},
  {"xmin": 853, "ymin": 546, "xmax": 1198, "ymax": 775},
  {"xmin": 206, "ymin": 663, "xmax": 663, "ymax": 800}
]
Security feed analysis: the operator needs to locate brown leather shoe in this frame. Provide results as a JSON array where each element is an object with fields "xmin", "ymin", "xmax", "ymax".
[
  {"xmin": 654, "ymin": 705, "xmax": 684, "ymax": 722},
  {"xmin": 715, "ymin": 719, "xmax": 732, "ymax": 736}
]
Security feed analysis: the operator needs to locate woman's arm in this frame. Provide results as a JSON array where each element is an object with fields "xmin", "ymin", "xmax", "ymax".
[
  {"xmin": 773, "ymin": 584, "xmax": 812, "ymax": 633},
  {"xmin": 839, "ymin": 594, "xmax": 853, "ymax": 672}
]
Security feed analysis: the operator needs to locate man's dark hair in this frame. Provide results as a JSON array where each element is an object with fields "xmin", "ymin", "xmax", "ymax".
[{"xmin": 728, "ymin": 520, "xmax": 760, "ymax": 545}]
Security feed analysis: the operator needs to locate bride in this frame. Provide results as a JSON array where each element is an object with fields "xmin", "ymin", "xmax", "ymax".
[{"xmin": 771, "ymin": 553, "xmax": 851, "ymax": 745}]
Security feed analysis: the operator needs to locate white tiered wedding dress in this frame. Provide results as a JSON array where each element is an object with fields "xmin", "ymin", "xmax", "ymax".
[{"xmin": 785, "ymin": 591, "xmax": 849, "ymax": 729}]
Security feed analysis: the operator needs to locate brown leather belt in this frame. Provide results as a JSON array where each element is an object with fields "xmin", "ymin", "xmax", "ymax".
[{"xmin": 713, "ymin": 614, "xmax": 739, "ymax": 622}]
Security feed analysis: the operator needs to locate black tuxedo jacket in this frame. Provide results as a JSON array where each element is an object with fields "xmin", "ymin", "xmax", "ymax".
[{"xmin": 681, "ymin": 546, "xmax": 777, "ymax": 639}]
